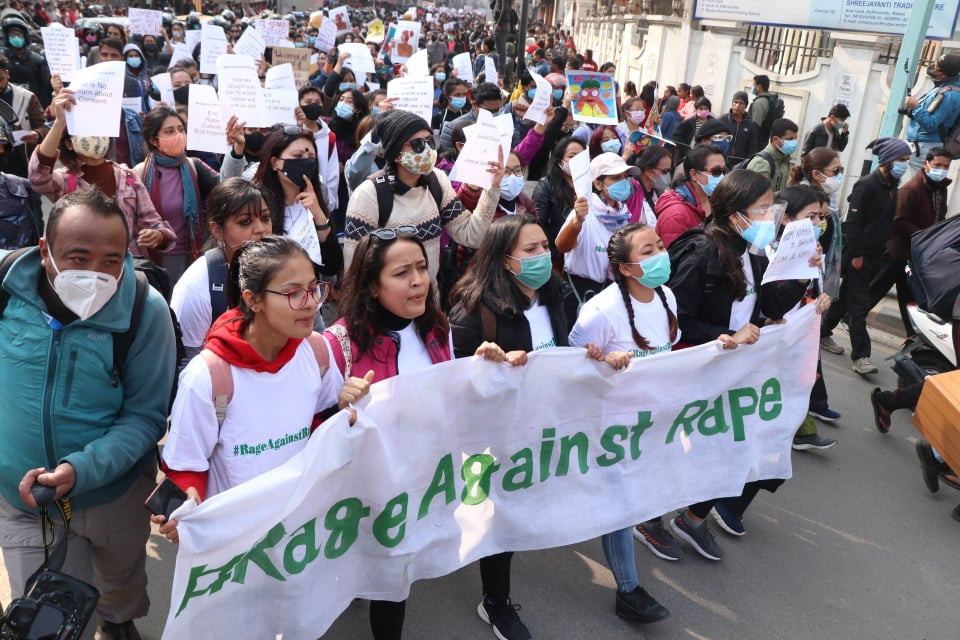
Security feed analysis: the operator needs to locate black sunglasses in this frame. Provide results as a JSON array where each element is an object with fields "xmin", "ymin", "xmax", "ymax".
[
  {"xmin": 407, "ymin": 137, "xmax": 437, "ymax": 154},
  {"xmin": 698, "ymin": 166, "xmax": 727, "ymax": 177}
]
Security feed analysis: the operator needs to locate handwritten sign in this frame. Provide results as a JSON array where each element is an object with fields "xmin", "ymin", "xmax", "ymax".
[
  {"xmin": 40, "ymin": 24, "xmax": 79, "ymax": 82},
  {"xmin": 387, "ymin": 76, "xmax": 434, "ymax": 124},
  {"xmin": 200, "ymin": 23, "xmax": 228, "ymax": 75},
  {"xmin": 233, "ymin": 24, "xmax": 266, "ymax": 61},
  {"xmin": 315, "ymin": 18, "xmax": 336, "ymax": 53},
  {"xmin": 569, "ymin": 148, "xmax": 592, "ymax": 198},
  {"xmin": 128, "ymin": 8, "xmax": 163, "ymax": 36},
  {"xmin": 187, "ymin": 84, "xmax": 229, "ymax": 154},
  {"xmin": 63, "ymin": 61, "xmax": 125, "ymax": 137},
  {"xmin": 272, "ymin": 47, "xmax": 311, "ymax": 88},
  {"xmin": 216, "ymin": 54, "xmax": 265, "ymax": 127},
  {"xmin": 525, "ymin": 71, "xmax": 552, "ymax": 125},
  {"xmin": 452, "ymin": 52, "xmax": 473, "ymax": 84},
  {"xmin": 450, "ymin": 109, "xmax": 500, "ymax": 189},
  {"xmin": 762, "ymin": 219, "xmax": 820, "ymax": 284},
  {"xmin": 253, "ymin": 19, "xmax": 289, "ymax": 47}
]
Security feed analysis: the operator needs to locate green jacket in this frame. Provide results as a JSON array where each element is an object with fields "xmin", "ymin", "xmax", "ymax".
[
  {"xmin": 746, "ymin": 143, "xmax": 793, "ymax": 192},
  {"xmin": 0, "ymin": 248, "xmax": 175, "ymax": 512}
]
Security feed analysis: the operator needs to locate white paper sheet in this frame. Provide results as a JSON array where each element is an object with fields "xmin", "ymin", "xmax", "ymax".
[
  {"xmin": 186, "ymin": 84, "xmax": 230, "ymax": 154},
  {"xmin": 167, "ymin": 42, "xmax": 194, "ymax": 69},
  {"xmin": 151, "ymin": 72, "xmax": 175, "ymax": 106},
  {"xmin": 452, "ymin": 52, "xmax": 473, "ymax": 84},
  {"xmin": 200, "ymin": 23, "xmax": 228, "ymax": 75},
  {"xmin": 387, "ymin": 76, "xmax": 434, "ymax": 125},
  {"xmin": 41, "ymin": 24, "xmax": 79, "ymax": 82},
  {"xmin": 450, "ymin": 109, "xmax": 500, "ymax": 189},
  {"xmin": 524, "ymin": 71, "xmax": 552, "ymax": 125},
  {"xmin": 216, "ymin": 54, "xmax": 266, "ymax": 127},
  {"xmin": 252, "ymin": 19, "xmax": 289, "ymax": 47},
  {"xmin": 484, "ymin": 55, "xmax": 497, "ymax": 86},
  {"xmin": 128, "ymin": 8, "xmax": 163, "ymax": 36},
  {"xmin": 762, "ymin": 219, "xmax": 821, "ymax": 285},
  {"xmin": 404, "ymin": 49, "xmax": 429, "ymax": 77},
  {"xmin": 264, "ymin": 63, "xmax": 297, "ymax": 92},
  {"xmin": 339, "ymin": 43, "xmax": 375, "ymax": 80},
  {"xmin": 262, "ymin": 89, "xmax": 299, "ymax": 127},
  {"xmin": 569, "ymin": 149, "xmax": 592, "ymax": 198},
  {"xmin": 233, "ymin": 24, "xmax": 266, "ymax": 61},
  {"xmin": 63, "ymin": 61, "xmax": 126, "ymax": 137}
]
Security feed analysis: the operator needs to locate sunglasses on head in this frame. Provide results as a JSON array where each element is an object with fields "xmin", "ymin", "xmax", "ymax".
[
  {"xmin": 370, "ymin": 225, "xmax": 419, "ymax": 241},
  {"xmin": 274, "ymin": 124, "xmax": 305, "ymax": 136},
  {"xmin": 407, "ymin": 137, "xmax": 437, "ymax": 154}
]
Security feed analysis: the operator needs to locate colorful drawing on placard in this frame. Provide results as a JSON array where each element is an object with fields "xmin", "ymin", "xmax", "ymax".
[{"xmin": 566, "ymin": 71, "xmax": 617, "ymax": 124}]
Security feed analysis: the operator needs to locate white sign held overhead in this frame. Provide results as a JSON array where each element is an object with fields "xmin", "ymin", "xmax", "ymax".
[
  {"xmin": 524, "ymin": 71, "xmax": 552, "ymax": 125},
  {"xmin": 128, "ymin": 8, "xmax": 163, "ymax": 36},
  {"xmin": 168, "ymin": 43, "xmax": 193, "ymax": 70},
  {"xmin": 187, "ymin": 84, "xmax": 229, "ymax": 154},
  {"xmin": 40, "ymin": 24, "xmax": 79, "ymax": 82},
  {"xmin": 328, "ymin": 7, "xmax": 352, "ymax": 35},
  {"xmin": 252, "ymin": 19, "xmax": 289, "ymax": 47},
  {"xmin": 484, "ymin": 55, "xmax": 497, "ymax": 87},
  {"xmin": 232, "ymin": 24, "xmax": 266, "ymax": 60},
  {"xmin": 150, "ymin": 72, "xmax": 175, "ymax": 107},
  {"xmin": 762, "ymin": 219, "xmax": 821, "ymax": 285},
  {"xmin": 200, "ymin": 23, "xmax": 228, "ymax": 75},
  {"xmin": 216, "ymin": 54, "xmax": 266, "ymax": 127},
  {"xmin": 63, "ymin": 61, "xmax": 126, "ymax": 137},
  {"xmin": 569, "ymin": 148, "xmax": 592, "ymax": 198},
  {"xmin": 450, "ymin": 109, "xmax": 500, "ymax": 190},
  {"xmin": 315, "ymin": 18, "xmax": 336, "ymax": 53},
  {"xmin": 262, "ymin": 89, "xmax": 299, "ymax": 128},
  {"xmin": 404, "ymin": 49, "xmax": 430, "ymax": 78},
  {"xmin": 264, "ymin": 64, "xmax": 297, "ymax": 92},
  {"xmin": 339, "ymin": 43, "xmax": 376, "ymax": 80},
  {"xmin": 452, "ymin": 52, "xmax": 473, "ymax": 84},
  {"xmin": 386, "ymin": 76, "xmax": 434, "ymax": 125}
]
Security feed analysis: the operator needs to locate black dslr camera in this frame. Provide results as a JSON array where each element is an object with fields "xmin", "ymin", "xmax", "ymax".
[{"xmin": 0, "ymin": 485, "xmax": 99, "ymax": 640}]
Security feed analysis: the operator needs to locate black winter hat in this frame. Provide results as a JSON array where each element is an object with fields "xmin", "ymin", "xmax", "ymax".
[
  {"xmin": 375, "ymin": 110, "xmax": 432, "ymax": 165},
  {"xmin": 937, "ymin": 53, "xmax": 960, "ymax": 78},
  {"xmin": 695, "ymin": 118, "xmax": 733, "ymax": 142}
]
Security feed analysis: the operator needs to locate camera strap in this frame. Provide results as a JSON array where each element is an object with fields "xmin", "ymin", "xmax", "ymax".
[{"xmin": 38, "ymin": 498, "xmax": 72, "ymax": 574}]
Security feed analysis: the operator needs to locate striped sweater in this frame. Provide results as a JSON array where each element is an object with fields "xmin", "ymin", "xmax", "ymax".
[{"xmin": 343, "ymin": 168, "xmax": 499, "ymax": 281}]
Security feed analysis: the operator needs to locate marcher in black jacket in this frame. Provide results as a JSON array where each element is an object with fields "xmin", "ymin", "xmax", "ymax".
[
  {"xmin": 718, "ymin": 92, "xmax": 760, "ymax": 167},
  {"xmin": 820, "ymin": 137, "xmax": 911, "ymax": 374},
  {"xmin": 801, "ymin": 104, "xmax": 851, "ymax": 158},
  {"xmin": 532, "ymin": 136, "xmax": 586, "ymax": 267}
]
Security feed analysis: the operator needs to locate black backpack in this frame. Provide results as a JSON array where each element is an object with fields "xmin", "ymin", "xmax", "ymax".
[
  {"xmin": 369, "ymin": 171, "xmax": 445, "ymax": 228},
  {"xmin": 757, "ymin": 92, "xmax": 785, "ymax": 142},
  {"xmin": 0, "ymin": 248, "xmax": 184, "ymax": 409},
  {"xmin": 733, "ymin": 150, "xmax": 777, "ymax": 178}
]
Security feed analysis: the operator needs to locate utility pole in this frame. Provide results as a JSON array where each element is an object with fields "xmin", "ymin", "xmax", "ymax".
[
  {"xmin": 516, "ymin": 0, "xmax": 528, "ymax": 74},
  {"xmin": 877, "ymin": 0, "xmax": 937, "ymax": 139}
]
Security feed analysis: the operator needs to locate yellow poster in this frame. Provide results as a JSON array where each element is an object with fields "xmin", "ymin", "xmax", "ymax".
[{"xmin": 366, "ymin": 19, "xmax": 385, "ymax": 44}]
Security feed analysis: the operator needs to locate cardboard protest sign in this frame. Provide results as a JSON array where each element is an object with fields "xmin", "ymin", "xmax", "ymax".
[
  {"xmin": 272, "ymin": 47, "xmax": 311, "ymax": 88},
  {"xmin": 128, "ymin": 8, "xmax": 163, "ymax": 36},
  {"xmin": 566, "ymin": 71, "xmax": 617, "ymax": 124},
  {"xmin": 187, "ymin": 84, "xmax": 229, "ymax": 154},
  {"xmin": 63, "ymin": 61, "xmax": 125, "ymax": 137}
]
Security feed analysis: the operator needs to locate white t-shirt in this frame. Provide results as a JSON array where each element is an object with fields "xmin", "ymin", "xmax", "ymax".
[
  {"xmin": 284, "ymin": 202, "xmax": 324, "ymax": 266},
  {"xmin": 569, "ymin": 282, "xmax": 679, "ymax": 357},
  {"xmin": 171, "ymin": 255, "xmax": 213, "ymax": 349},
  {"xmin": 728, "ymin": 251, "xmax": 758, "ymax": 331},
  {"xmin": 559, "ymin": 204, "xmax": 625, "ymax": 283},
  {"xmin": 162, "ymin": 340, "xmax": 344, "ymax": 498},
  {"xmin": 524, "ymin": 297, "xmax": 557, "ymax": 351}
]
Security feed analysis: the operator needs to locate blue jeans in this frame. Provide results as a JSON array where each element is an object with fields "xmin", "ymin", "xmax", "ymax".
[{"xmin": 601, "ymin": 527, "xmax": 639, "ymax": 593}]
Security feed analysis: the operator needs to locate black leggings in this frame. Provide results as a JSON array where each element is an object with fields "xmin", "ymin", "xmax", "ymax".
[{"xmin": 369, "ymin": 552, "xmax": 514, "ymax": 639}]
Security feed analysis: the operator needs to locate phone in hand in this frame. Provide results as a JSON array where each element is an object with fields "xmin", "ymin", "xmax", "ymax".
[{"xmin": 144, "ymin": 478, "xmax": 189, "ymax": 520}]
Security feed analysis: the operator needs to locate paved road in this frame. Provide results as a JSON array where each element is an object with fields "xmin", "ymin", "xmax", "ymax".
[{"xmin": 3, "ymin": 330, "xmax": 958, "ymax": 639}]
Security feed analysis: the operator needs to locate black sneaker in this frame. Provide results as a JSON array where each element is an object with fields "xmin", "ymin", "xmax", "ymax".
[
  {"xmin": 477, "ymin": 598, "xmax": 532, "ymax": 640},
  {"xmin": 633, "ymin": 519, "xmax": 683, "ymax": 561},
  {"xmin": 916, "ymin": 440, "xmax": 946, "ymax": 494},
  {"xmin": 615, "ymin": 586, "xmax": 670, "ymax": 624},
  {"xmin": 96, "ymin": 621, "xmax": 141, "ymax": 640},
  {"xmin": 668, "ymin": 514, "xmax": 723, "ymax": 561},
  {"xmin": 710, "ymin": 504, "xmax": 745, "ymax": 536},
  {"xmin": 792, "ymin": 434, "xmax": 837, "ymax": 451}
]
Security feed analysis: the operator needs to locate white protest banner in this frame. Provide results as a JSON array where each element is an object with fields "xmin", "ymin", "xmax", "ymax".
[
  {"xmin": 524, "ymin": 71, "xmax": 552, "ymax": 125},
  {"xmin": 272, "ymin": 47, "xmax": 311, "ymax": 88},
  {"xmin": 762, "ymin": 219, "xmax": 821, "ymax": 285},
  {"xmin": 493, "ymin": 112, "xmax": 513, "ymax": 159},
  {"xmin": 232, "ymin": 23, "xmax": 266, "ymax": 61},
  {"xmin": 404, "ymin": 48, "xmax": 429, "ymax": 78},
  {"xmin": 484, "ymin": 55, "xmax": 498, "ymax": 86},
  {"xmin": 167, "ymin": 43, "xmax": 193, "ymax": 69},
  {"xmin": 186, "ymin": 84, "xmax": 229, "ymax": 154},
  {"xmin": 252, "ymin": 18, "xmax": 289, "ymax": 47},
  {"xmin": 264, "ymin": 63, "xmax": 296, "ymax": 92},
  {"xmin": 200, "ymin": 23, "xmax": 228, "ymax": 75},
  {"xmin": 150, "ymin": 72, "xmax": 174, "ymax": 107},
  {"xmin": 128, "ymin": 8, "xmax": 163, "ymax": 36},
  {"xmin": 40, "ymin": 24, "xmax": 79, "ymax": 82},
  {"xmin": 452, "ymin": 51, "xmax": 473, "ymax": 84},
  {"xmin": 328, "ymin": 7, "xmax": 352, "ymax": 35},
  {"xmin": 262, "ymin": 89, "xmax": 299, "ymax": 127},
  {"xmin": 450, "ymin": 108, "xmax": 500, "ymax": 189},
  {"xmin": 63, "ymin": 61, "xmax": 125, "ymax": 137},
  {"xmin": 386, "ymin": 76, "xmax": 434, "ymax": 125},
  {"xmin": 216, "ymin": 54, "xmax": 266, "ymax": 127},
  {"xmin": 569, "ymin": 148, "xmax": 592, "ymax": 198},
  {"xmin": 315, "ymin": 18, "xmax": 336, "ymax": 53},
  {"xmin": 339, "ymin": 42, "xmax": 376, "ymax": 80},
  {"xmin": 162, "ymin": 305, "xmax": 818, "ymax": 639}
]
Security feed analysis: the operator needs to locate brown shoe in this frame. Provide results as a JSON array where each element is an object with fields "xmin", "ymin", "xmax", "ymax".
[{"xmin": 871, "ymin": 388, "xmax": 892, "ymax": 433}]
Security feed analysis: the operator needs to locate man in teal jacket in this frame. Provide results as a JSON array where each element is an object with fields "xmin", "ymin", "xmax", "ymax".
[{"xmin": 0, "ymin": 188, "xmax": 175, "ymax": 640}]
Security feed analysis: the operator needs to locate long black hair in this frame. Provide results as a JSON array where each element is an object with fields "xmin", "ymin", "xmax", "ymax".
[
  {"xmin": 607, "ymin": 223, "xmax": 678, "ymax": 350},
  {"xmin": 202, "ymin": 178, "xmax": 275, "ymax": 251},
  {"xmin": 545, "ymin": 135, "xmax": 586, "ymax": 204},
  {"xmin": 253, "ymin": 127, "xmax": 328, "ymax": 233}
]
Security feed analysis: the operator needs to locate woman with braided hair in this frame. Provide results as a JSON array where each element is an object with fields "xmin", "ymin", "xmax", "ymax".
[{"xmin": 567, "ymin": 222, "xmax": 676, "ymax": 626}]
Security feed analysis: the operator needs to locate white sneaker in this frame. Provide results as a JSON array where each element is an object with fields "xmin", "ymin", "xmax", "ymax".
[{"xmin": 852, "ymin": 357, "xmax": 878, "ymax": 375}]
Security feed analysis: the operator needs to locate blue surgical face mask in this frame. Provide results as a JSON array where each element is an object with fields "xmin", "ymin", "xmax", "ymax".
[
  {"xmin": 710, "ymin": 139, "xmax": 730, "ymax": 156},
  {"xmin": 435, "ymin": 72, "xmax": 446, "ymax": 83},
  {"xmin": 605, "ymin": 178, "xmax": 633, "ymax": 202},
  {"xmin": 891, "ymin": 161, "xmax": 908, "ymax": 179},
  {"xmin": 508, "ymin": 252, "xmax": 553, "ymax": 290},
  {"xmin": 499, "ymin": 174, "xmax": 524, "ymax": 201},
  {"xmin": 450, "ymin": 95, "xmax": 467, "ymax": 110},
  {"xmin": 631, "ymin": 251, "xmax": 671, "ymax": 289},
  {"xmin": 738, "ymin": 213, "xmax": 777, "ymax": 250},
  {"xmin": 834, "ymin": 119, "xmax": 846, "ymax": 129},
  {"xmin": 371, "ymin": 106, "xmax": 381, "ymax": 116},
  {"xmin": 527, "ymin": 88, "xmax": 537, "ymax": 100},
  {"xmin": 127, "ymin": 56, "xmax": 143, "ymax": 69},
  {"xmin": 338, "ymin": 82, "xmax": 357, "ymax": 92},
  {"xmin": 552, "ymin": 89, "xmax": 564, "ymax": 100},
  {"xmin": 927, "ymin": 167, "xmax": 949, "ymax": 182},
  {"xmin": 700, "ymin": 172, "xmax": 724, "ymax": 196},
  {"xmin": 779, "ymin": 139, "xmax": 798, "ymax": 156},
  {"xmin": 309, "ymin": 36, "xmax": 317, "ymax": 45},
  {"xmin": 7, "ymin": 36, "xmax": 24, "ymax": 49},
  {"xmin": 601, "ymin": 139, "xmax": 622, "ymax": 154},
  {"xmin": 334, "ymin": 102, "xmax": 355, "ymax": 119},
  {"xmin": 811, "ymin": 220, "xmax": 822, "ymax": 242}
]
